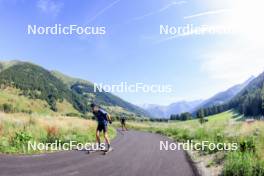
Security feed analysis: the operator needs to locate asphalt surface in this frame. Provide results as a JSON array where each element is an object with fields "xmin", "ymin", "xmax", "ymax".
[{"xmin": 0, "ymin": 130, "xmax": 197, "ymax": 176}]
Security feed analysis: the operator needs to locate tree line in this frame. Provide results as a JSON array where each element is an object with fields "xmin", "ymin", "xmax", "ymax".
[{"xmin": 0, "ymin": 63, "xmax": 89, "ymax": 114}]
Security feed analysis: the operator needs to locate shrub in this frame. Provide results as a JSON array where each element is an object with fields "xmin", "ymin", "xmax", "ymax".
[
  {"xmin": 45, "ymin": 126, "xmax": 60, "ymax": 143},
  {"xmin": 81, "ymin": 114, "xmax": 92, "ymax": 119},
  {"xmin": 12, "ymin": 131, "xmax": 32, "ymax": 147},
  {"xmin": 215, "ymin": 132, "xmax": 224, "ymax": 142},
  {"xmin": 65, "ymin": 112, "xmax": 80, "ymax": 117},
  {"xmin": 253, "ymin": 160, "xmax": 264, "ymax": 176},
  {"xmin": 163, "ymin": 128, "xmax": 178, "ymax": 137},
  {"xmin": 177, "ymin": 129, "xmax": 192, "ymax": 142},
  {"xmin": 0, "ymin": 103, "xmax": 15, "ymax": 113},
  {"xmin": 155, "ymin": 129, "xmax": 163, "ymax": 134},
  {"xmin": 0, "ymin": 123, "xmax": 3, "ymax": 135},
  {"xmin": 194, "ymin": 128, "xmax": 208, "ymax": 140},
  {"xmin": 239, "ymin": 137, "xmax": 256, "ymax": 153},
  {"xmin": 223, "ymin": 152, "xmax": 264, "ymax": 176},
  {"xmin": 21, "ymin": 109, "xmax": 32, "ymax": 114}
]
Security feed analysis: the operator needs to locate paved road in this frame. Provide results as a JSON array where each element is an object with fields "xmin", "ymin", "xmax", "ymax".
[{"xmin": 0, "ymin": 130, "xmax": 197, "ymax": 176}]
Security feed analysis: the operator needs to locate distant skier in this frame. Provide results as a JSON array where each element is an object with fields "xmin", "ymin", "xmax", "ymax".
[
  {"xmin": 120, "ymin": 115, "xmax": 128, "ymax": 131},
  {"xmin": 90, "ymin": 103, "xmax": 112, "ymax": 151}
]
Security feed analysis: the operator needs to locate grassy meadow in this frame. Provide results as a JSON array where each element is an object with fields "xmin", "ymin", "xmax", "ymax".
[
  {"xmin": 1, "ymin": 107, "xmax": 264, "ymax": 175},
  {"xmin": 0, "ymin": 86, "xmax": 82, "ymax": 116},
  {"xmin": 123, "ymin": 111, "xmax": 264, "ymax": 176},
  {"xmin": 0, "ymin": 112, "xmax": 116, "ymax": 154}
]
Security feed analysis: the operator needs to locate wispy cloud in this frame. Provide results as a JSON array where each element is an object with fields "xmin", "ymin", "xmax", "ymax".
[
  {"xmin": 37, "ymin": 0, "xmax": 63, "ymax": 17},
  {"xmin": 129, "ymin": 1, "xmax": 186, "ymax": 22},
  {"xmin": 87, "ymin": 0, "xmax": 121, "ymax": 23},
  {"xmin": 184, "ymin": 9, "xmax": 232, "ymax": 19}
]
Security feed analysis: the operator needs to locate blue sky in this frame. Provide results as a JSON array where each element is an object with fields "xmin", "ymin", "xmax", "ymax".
[{"xmin": 0, "ymin": 0, "xmax": 263, "ymax": 105}]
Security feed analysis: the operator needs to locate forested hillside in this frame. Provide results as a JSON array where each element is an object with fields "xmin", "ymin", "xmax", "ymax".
[
  {"xmin": 195, "ymin": 71, "xmax": 264, "ymax": 119},
  {"xmin": 0, "ymin": 62, "xmax": 89, "ymax": 113},
  {"xmin": 193, "ymin": 77, "xmax": 254, "ymax": 112},
  {"xmin": 52, "ymin": 71, "xmax": 149, "ymax": 117},
  {"xmin": 229, "ymin": 72, "xmax": 264, "ymax": 116},
  {"xmin": 71, "ymin": 82, "xmax": 149, "ymax": 117},
  {"xmin": 0, "ymin": 61, "xmax": 149, "ymax": 118}
]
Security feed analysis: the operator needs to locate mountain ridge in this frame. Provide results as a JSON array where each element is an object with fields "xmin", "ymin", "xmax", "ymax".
[
  {"xmin": 142, "ymin": 100, "xmax": 203, "ymax": 118},
  {"xmin": 192, "ymin": 76, "xmax": 255, "ymax": 113},
  {"xmin": 0, "ymin": 60, "xmax": 150, "ymax": 118},
  {"xmin": 228, "ymin": 71, "xmax": 264, "ymax": 117},
  {"xmin": 142, "ymin": 76, "xmax": 254, "ymax": 118}
]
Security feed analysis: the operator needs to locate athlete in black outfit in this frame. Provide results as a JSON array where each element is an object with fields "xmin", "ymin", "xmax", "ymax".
[
  {"xmin": 91, "ymin": 103, "xmax": 112, "ymax": 151},
  {"xmin": 120, "ymin": 116, "xmax": 128, "ymax": 131}
]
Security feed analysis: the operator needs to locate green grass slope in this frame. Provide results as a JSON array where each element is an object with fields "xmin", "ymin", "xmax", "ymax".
[
  {"xmin": 0, "ymin": 62, "xmax": 89, "ymax": 113},
  {"xmin": 52, "ymin": 70, "xmax": 150, "ymax": 117},
  {"xmin": 0, "ymin": 61, "xmax": 150, "ymax": 118}
]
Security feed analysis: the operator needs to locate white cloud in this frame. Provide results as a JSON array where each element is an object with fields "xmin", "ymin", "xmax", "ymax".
[
  {"xmin": 129, "ymin": 1, "xmax": 186, "ymax": 22},
  {"xmin": 198, "ymin": 1, "xmax": 264, "ymax": 86},
  {"xmin": 37, "ymin": 0, "xmax": 63, "ymax": 17},
  {"xmin": 184, "ymin": 9, "xmax": 232, "ymax": 19}
]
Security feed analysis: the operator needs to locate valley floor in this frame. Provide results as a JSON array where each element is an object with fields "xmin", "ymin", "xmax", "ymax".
[{"xmin": 1, "ymin": 111, "xmax": 264, "ymax": 175}]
